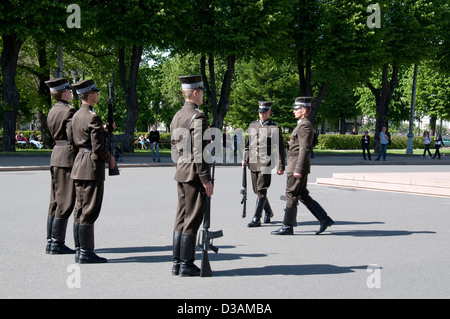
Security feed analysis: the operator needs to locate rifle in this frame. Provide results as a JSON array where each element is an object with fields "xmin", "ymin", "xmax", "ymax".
[
  {"xmin": 198, "ymin": 161, "xmax": 223, "ymax": 277},
  {"xmin": 240, "ymin": 162, "xmax": 247, "ymax": 218},
  {"xmin": 107, "ymin": 73, "xmax": 120, "ymax": 176}
]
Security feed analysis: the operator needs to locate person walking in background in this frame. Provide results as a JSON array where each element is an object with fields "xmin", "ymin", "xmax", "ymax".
[
  {"xmin": 422, "ymin": 131, "xmax": 432, "ymax": 158},
  {"xmin": 375, "ymin": 127, "xmax": 389, "ymax": 161},
  {"xmin": 149, "ymin": 125, "xmax": 161, "ymax": 162},
  {"xmin": 360, "ymin": 130, "xmax": 371, "ymax": 160},
  {"xmin": 433, "ymin": 132, "xmax": 444, "ymax": 159}
]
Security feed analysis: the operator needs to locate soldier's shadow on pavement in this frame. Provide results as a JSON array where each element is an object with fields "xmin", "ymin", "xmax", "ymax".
[
  {"xmin": 214, "ymin": 264, "xmax": 368, "ymax": 277},
  {"xmin": 97, "ymin": 245, "xmax": 254, "ymax": 264}
]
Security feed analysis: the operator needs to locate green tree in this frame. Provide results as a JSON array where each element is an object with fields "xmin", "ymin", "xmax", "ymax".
[{"xmin": 173, "ymin": 0, "xmax": 292, "ymax": 130}]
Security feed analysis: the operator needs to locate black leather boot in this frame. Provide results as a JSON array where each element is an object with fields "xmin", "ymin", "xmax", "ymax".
[
  {"xmin": 263, "ymin": 199, "xmax": 274, "ymax": 223},
  {"xmin": 179, "ymin": 234, "xmax": 200, "ymax": 277},
  {"xmin": 306, "ymin": 200, "xmax": 334, "ymax": 235},
  {"xmin": 271, "ymin": 207, "xmax": 297, "ymax": 235},
  {"xmin": 247, "ymin": 197, "xmax": 266, "ymax": 227},
  {"xmin": 78, "ymin": 224, "xmax": 107, "ymax": 263},
  {"xmin": 46, "ymin": 215, "xmax": 54, "ymax": 254},
  {"xmin": 73, "ymin": 222, "xmax": 80, "ymax": 263},
  {"xmin": 172, "ymin": 231, "xmax": 182, "ymax": 276},
  {"xmin": 50, "ymin": 218, "xmax": 75, "ymax": 254}
]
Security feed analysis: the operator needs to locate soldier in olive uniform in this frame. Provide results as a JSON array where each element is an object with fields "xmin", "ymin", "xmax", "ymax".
[
  {"xmin": 244, "ymin": 101, "xmax": 285, "ymax": 227},
  {"xmin": 45, "ymin": 78, "xmax": 77, "ymax": 255},
  {"xmin": 170, "ymin": 75, "xmax": 213, "ymax": 277},
  {"xmin": 68, "ymin": 79, "xmax": 116, "ymax": 263},
  {"xmin": 272, "ymin": 97, "xmax": 334, "ymax": 236}
]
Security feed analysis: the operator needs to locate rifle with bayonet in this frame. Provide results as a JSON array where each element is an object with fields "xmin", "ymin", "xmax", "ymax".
[
  {"xmin": 107, "ymin": 73, "xmax": 120, "ymax": 176},
  {"xmin": 240, "ymin": 162, "xmax": 247, "ymax": 218},
  {"xmin": 198, "ymin": 161, "xmax": 223, "ymax": 277}
]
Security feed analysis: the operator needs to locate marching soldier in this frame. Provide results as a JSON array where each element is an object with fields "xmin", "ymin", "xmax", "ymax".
[
  {"xmin": 170, "ymin": 75, "xmax": 213, "ymax": 277},
  {"xmin": 272, "ymin": 97, "xmax": 334, "ymax": 236},
  {"xmin": 68, "ymin": 79, "xmax": 116, "ymax": 263},
  {"xmin": 244, "ymin": 101, "xmax": 285, "ymax": 227},
  {"xmin": 45, "ymin": 78, "xmax": 77, "ymax": 255}
]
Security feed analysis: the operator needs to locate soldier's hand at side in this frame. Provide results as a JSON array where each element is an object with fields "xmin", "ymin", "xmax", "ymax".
[
  {"xmin": 203, "ymin": 181, "xmax": 214, "ymax": 197},
  {"xmin": 109, "ymin": 156, "xmax": 116, "ymax": 169},
  {"xmin": 277, "ymin": 170, "xmax": 284, "ymax": 175},
  {"xmin": 293, "ymin": 172, "xmax": 302, "ymax": 179}
]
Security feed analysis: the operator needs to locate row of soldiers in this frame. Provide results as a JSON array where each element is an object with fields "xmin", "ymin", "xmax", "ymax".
[
  {"xmin": 45, "ymin": 77, "xmax": 115, "ymax": 263},
  {"xmin": 44, "ymin": 74, "xmax": 334, "ymax": 275}
]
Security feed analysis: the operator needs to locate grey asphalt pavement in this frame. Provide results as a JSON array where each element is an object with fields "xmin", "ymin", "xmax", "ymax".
[{"xmin": 1, "ymin": 153, "xmax": 449, "ymax": 300}]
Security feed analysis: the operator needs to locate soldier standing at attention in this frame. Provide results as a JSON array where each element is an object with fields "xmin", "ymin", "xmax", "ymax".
[
  {"xmin": 272, "ymin": 97, "xmax": 334, "ymax": 236},
  {"xmin": 45, "ymin": 78, "xmax": 77, "ymax": 255},
  {"xmin": 68, "ymin": 79, "xmax": 116, "ymax": 263},
  {"xmin": 170, "ymin": 75, "xmax": 213, "ymax": 277},
  {"xmin": 244, "ymin": 101, "xmax": 285, "ymax": 227}
]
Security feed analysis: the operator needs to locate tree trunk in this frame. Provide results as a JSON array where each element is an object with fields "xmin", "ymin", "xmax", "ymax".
[
  {"xmin": 297, "ymin": 49, "xmax": 328, "ymax": 127},
  {"xmin": 35, "ymin": 39, "xmax": 53, "ymax": 148},
  {"xmin": 118, "ymin": 45, "xmax": 143, "ymax": 152},
  {"xmin": 201, "ymin": 54, "xmax": 235, "ymax": 130},
  {"xmin": 367, "ymin": 63, "xmax": 399, "ymax": 152},
  {"xmin": 1, "ymin": 34, "xmax": 23, "ymax": 152}
]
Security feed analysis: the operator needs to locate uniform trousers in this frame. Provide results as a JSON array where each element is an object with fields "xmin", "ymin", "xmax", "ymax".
[
  {"xmin": 285, "ymin": 173, "xmax": 313, "ymax": 208},
  {"xmin": 174, "ymin": 180, "xmax": 206, "ymax": 235},
  {"xmin": 48, "ymin": 166, "xmax": 76, "ymax": 219},
  {"xmin": 73, "ymin": 180, "xmax": 104, "ymax": 225},
  {"xmin": 250, "ymin": 170, "xmax": 272, "ymax": 198}
]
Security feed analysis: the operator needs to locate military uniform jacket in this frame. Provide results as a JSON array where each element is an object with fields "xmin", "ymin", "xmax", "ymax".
[
  {"xmin": 47, "ymin": 100, "xmax": 77, "ymax": 168},
  {"xmin": 170, "ymin": 102, "xmax": 211, "ymax": 184},
  {"xmin": 68, "ymin": 104, "xmax": 111, "ymax": 181},
  {"xmin": 244, "ymin": 119, "xmax": 285, "ymax": 172},
  {"xmin": 287, "ymin": 117, "xmax": 314, "ymax": 175}
]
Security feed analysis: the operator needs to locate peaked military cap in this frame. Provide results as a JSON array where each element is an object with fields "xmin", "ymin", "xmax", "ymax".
[
  {"xmin": 178, "ymin": 75, "xmax": 206, "ymax": 91},
  {"xmin": 71, "ymin": 79, "xmax": 100, "ymax": 94},
  {"xmin": 45, "ymin": 78, "xmax": 73, "ymax": 92},
  {"xmin": 258, "ymin": 101, "xmax": 273, "ymax": 113},
  {"xmin": 293, "ymin": 97, "xmax": 313, "ymax": 109}
]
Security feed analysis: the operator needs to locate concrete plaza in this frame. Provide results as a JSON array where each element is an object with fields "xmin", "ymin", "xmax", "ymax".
[{"xmin": 0, "ymin": 154, "xmax": 449, "ymax": 299}]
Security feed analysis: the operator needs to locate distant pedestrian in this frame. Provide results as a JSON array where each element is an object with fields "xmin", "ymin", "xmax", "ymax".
[
  {"xmin": 375, "ymin": 127, "xmax": 389, "ymax": 161},
  {"xmin": 421, "ymin": 131, "xmax": 432, "ymax": 158},
  {"xmin": 149, "ymin": 125, "xmax": 161, "ymax": 162},
  {"xmin": 360, "ymin": 130, "xmax": 371, "ymax": 160},
  {"xmin": 433, "ymin": 132, "xmax": 444, "ymax": 159}
]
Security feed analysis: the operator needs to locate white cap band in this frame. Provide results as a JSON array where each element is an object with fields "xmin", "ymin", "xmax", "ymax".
[
  {"xmin": 181, "ymin": 82, "xmax": 203, "ymax": 90},
  {"xmin": 49, "ymin": 83, "xmax": 69, "ymax": 92}
]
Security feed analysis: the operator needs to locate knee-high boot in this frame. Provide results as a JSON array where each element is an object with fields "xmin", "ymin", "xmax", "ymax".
[
  {"xmin": 50, "ymin": 217, "xmax": 75, "ymax": 254},
  {"xmin": 78, "ymin": 224, "xmax": 107, "ymax": 263},
  {"xmin": 306, "ymin": 200, "xmax": 334, "ymax": 235},
  {"xmin": 179, "ymin": 233, "xmax": 200, "ymax": 277},
  {"xmin": 46, "ymin": 215, "xmax": 54, "ymax": 254},
  {"xmin": 247, "ymin": 197, "xmax": 267, "ymax": 227},
  {"xmin": 73, "ymin": 222, "xmax": 80, "ymax": 262},
  {"xmin": 172, "ymin": 231, "xmax": 182, "ymax": 276},
  {"xmin": 271, "ymin": 207, "xmax": 297, "ymax": 235},
  {"xmin": 263, "ymin": 198, "xmax": 274, "ymax": 223}
]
